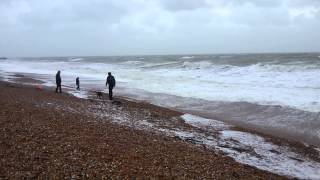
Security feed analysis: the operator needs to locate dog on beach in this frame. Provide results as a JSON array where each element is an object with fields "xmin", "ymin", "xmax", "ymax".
[
  {"xmin": 112, "ymin": 100, "xmax": 122, "ymax": 105},
  {"xmin": 96, "ymin": 91, "xmax": 103, "ymax": 99}
]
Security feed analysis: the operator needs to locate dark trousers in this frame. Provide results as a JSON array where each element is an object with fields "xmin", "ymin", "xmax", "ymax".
[
  {"xmin": 76, "ymin": 85, "xmax": 80, "ymax": 90},
  {"xmin": 108, "ymin": 87, "xmax": 113, "ymax": 100},
  {"xmin": 56, "ymin": 84, "xmax": 62, "ymax": 93}
]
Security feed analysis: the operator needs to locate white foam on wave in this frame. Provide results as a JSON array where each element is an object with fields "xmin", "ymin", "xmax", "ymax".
[
  {"xmin": 68, "ymin": 57, "xmax": 84, "ymax": 62},
  {"xmin": 2, "ymin": 58, "xmax": 319, "ymax": 146},
  {"xmin": 182, "ymin": 61, "xmax": 213, "ymax": 69},
  {"xmin": 121, "ymin": 61, "xmax": 144, "ymax": 65},
  {"xmin": 1, "ymin": 58, "xmax": 320, "ymax": 112},
  {"xmin": 120, "ymin": 62, "xmax": 320, "ymax": 112},
  {"xmin": 180, "ymin": 114, "xmax": 320, "ymax": 180},
  {"xmin": 140, "ymin": 61, "xmax": 182, "ymax": 69},
  {"xmin": 180, "ymin": 56, "xmax": 194, "ymax": 59}
]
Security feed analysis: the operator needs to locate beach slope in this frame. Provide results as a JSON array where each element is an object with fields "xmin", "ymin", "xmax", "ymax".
[{"xmin": 0, "ymin": 81, "xmax": 284, "ymax": 179}]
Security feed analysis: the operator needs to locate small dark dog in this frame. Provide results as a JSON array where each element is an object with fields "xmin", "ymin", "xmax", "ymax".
[
  {"xmin": 96, "ymin": 91, "xmax": 103, "ymax": 99},
  {"xmin": 112, "ymin": 100, "xmax": 122, "ymax": 105}
]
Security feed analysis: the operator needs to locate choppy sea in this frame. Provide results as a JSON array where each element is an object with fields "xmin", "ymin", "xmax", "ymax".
[{"xmin": 1, "ymin": 53, "xmax": 320, "ymax": 146}]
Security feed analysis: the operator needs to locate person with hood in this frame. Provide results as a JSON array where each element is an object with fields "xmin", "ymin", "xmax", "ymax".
[
  {"xmin": 55, "ymin": 70, "xmax": 62, "ymax": 93},
  {"xmin": 106, "ymin": 72, "xmax": 116, "ymax": 100}
]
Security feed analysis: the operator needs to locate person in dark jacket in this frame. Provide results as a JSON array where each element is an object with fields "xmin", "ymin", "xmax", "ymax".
[
  {"xmin": 76, "ymin": 77, "xmax": 80, "ymax": 90},
  {"xmin": 55, "ymin": 70, "xmax": 62, "ymax": 93},
  {"xmin": 106, "ymin": 72, "xmax": 116, "ymax": 100}
]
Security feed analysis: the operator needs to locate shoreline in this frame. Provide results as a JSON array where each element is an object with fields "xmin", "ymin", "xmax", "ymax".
[
  {"xmin": 1, "ymin": 74, "xmax": 320, "ymax": 179},
  {"xmin": 4, "ymin": 71, "xmax": 320, "ymax": 148},
  {"xmin": 0, "ymin": 80, "xmax": 284, "ymax": 179},
  {"xmin": 7, "ymin": 73, "xmax": 320, "ymax": 149}
]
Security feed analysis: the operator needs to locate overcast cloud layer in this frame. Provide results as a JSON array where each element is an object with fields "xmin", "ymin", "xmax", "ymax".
[{"xmin": 0, "ymin": 0, "xmax": 319, "ymax": 56}]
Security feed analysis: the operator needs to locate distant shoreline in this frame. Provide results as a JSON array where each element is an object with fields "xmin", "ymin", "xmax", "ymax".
[{"xmin": 3, "ymin": 51, "xmax": 320, "ymax": 59}]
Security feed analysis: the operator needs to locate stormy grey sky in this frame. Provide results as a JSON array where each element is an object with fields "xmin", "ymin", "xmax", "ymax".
[{"xmin": 0, "ymin": 0, "xmax": 319, "ymax": 56}]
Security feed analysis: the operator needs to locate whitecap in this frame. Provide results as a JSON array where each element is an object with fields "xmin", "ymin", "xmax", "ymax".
[{"xmin": 180, "ymin": 56, "xmax": 194, "ymax": 59}]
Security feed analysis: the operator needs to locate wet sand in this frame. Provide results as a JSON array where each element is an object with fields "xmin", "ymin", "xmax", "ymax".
[{"xmin": 0, "ymin": 80, "xmax": 285, "ymax": 179}]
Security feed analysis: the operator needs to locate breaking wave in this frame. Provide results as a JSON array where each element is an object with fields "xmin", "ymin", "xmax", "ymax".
[
  {"xmin": 68, "ymin": 57, "xmax": 84, "ymax": 62},
  {"xmin": 1, "ymin": 53, "xmax": 320, "ymax": 146},
  {"xmin": 180, "ymin": 56, "xmax": 194, "ymax": 59}
]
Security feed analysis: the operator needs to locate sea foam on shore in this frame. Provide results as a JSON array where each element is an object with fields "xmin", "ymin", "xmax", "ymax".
[
  {"xmin": 180, "ymin": 114, "xmax": 320, "ymax": 180},
  {"xmin": 69, "ymin": 88, "xmax": 320, "ymax": 179}
]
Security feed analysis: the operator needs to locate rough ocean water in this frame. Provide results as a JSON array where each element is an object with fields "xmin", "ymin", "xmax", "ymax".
[{"xmin": 1, "ymin": 53, "xmax": 320, "ymax": 146}]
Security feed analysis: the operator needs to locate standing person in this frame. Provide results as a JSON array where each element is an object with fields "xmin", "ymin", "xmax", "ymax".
[
  {"xmin": 76, "ymin": 77, "xmax": 80, "ymax": 90},
  {"xmin": 55, "ymin": 70, "xmax": 62, "ymax": 93},
  {"xmin": 106, "ymin": 72, "xmax": 116, "ymax": 100}
]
